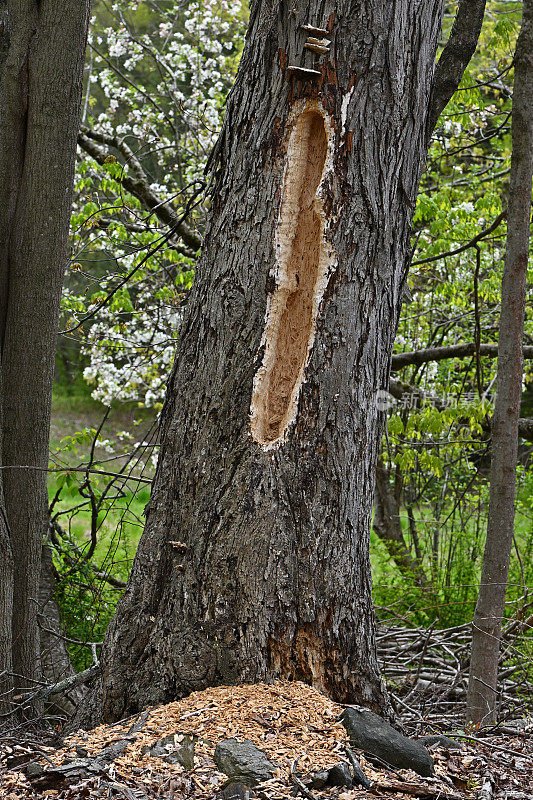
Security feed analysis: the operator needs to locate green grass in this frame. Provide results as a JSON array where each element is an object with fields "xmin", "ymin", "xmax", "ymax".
[
  {"xmin": 371, "ymin": 492, "xmax": 533, "ymax": 629},
  {"xmin": 49, "ymin": 378, "xmax": 156, "ymax": 667}
]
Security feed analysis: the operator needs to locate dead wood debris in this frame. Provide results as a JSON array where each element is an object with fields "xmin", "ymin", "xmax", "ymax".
[
  {"xmin": 375, "ymin": 621, "xmax": 533, "ymax": 731},
  {"xmin": 1, "ymin": 679, "xmax": 532, "ymax": 800}
]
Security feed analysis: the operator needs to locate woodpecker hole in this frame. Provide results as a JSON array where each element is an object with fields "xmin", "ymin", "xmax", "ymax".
[{"xmin": 250, "ymin": 106, "xmax": 332, "ymax": 446}]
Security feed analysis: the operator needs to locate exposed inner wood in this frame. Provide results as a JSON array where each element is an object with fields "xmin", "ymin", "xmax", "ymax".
[{"xmin": 251, "ymin": 108, "xmax": 329, "ymax": 445}]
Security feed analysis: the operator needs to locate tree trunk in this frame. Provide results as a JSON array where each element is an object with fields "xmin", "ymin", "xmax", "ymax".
[
  {"xmin": 38, "ymin": 543, "xmax": 86, "ymax": 715},
  {"xmin": 0, "ymin": 0, "xmax": 90, "ymax": 704},
  {"xmin": 373, "ymin": 461, "xmax": 428, "ymax": 587},
  {"xmin": 0, "ymin": 360, "xmax": 14, "ymax": 717},
  {"xmin": 466, "ymin": 0, "xmax": 533, "ymax": 727},
  {"xmin": 95, "ymin": 0, "xmax": 447, "ymax": 725}
]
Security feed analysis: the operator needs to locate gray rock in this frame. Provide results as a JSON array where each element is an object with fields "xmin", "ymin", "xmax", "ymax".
[
  {"xmin": 94, "ymin": 739, "xmax": 129, "ymax": 765},
  {"xmin": 326, "ymin": 763, "xmax": 353, "ymax": 787},
  {"xmin": 343, "ymin": 746, "xmax": 371, "ymax": 789},
  {"xmin": 307, "ymin": 759, "xmax": 370, "ymax": 791},
  {"xmin": 25, "ymin": 762, "xmax": 46, "ymax": 778},
  {"xmin": 214, "ymin": 739, "xmax": 275, "ymax": 786},
  {"xmin": 420, "ymin": 734, "xmax": 463, "ymax": 750},
  {"xmin": 141, "ymin": 732, "xmax": 196, "ymax": 769},
  {"xmin": 307, "ymin": 769, "xmax": 330, "ymax": 789},
  {"xmin": 220, "ymin": 781, "xmax": 251, "ymax": 799},
  {"xmin": 340, "ymin": 707, "xmax": 434, "ymax": 777}
]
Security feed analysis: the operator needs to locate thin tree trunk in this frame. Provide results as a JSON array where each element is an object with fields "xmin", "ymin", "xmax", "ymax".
[
  {"xmin": 38, "ymin": 543, "xmax": 85, "ymax": 714},
  {"xmin": 466, "ymin": 0, "xmax": 533, "ymax": 727},
  {"xmin": 93, "ymin": 0, "xmax": 447, "ymax": 725},
  {"xmin": 373, "ymin": 461, "xmax": 428, "ymax": 587},
  {"xmin": 0, "ymin": 360, "xmax": 14, "ymax": 717},
  {"xmin": 0, "ymin": 0, "xmax": 90, "ymax": 704}
]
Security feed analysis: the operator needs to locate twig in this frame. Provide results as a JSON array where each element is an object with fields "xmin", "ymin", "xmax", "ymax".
[
  {"xmin": 451, "ymin": 734, "xmax": 529, "ymax": 759},
  {"xmin": 411, "ymin": 211, "xmax": 506, "ymax": 267},
  {"xmin": 60, "ymin": 181, "xmax": 204, "ymax": 335},
  {"xmin": 371, "ymin": 781, "xmax": 464, "ymax": 800},
  {"xmin": 290, "ymin": 759, "xmax": 317, "ymax": 800}
]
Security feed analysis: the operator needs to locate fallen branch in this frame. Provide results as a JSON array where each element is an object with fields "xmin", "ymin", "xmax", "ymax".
[
  {"xmin": 376, "ymin": 618, "xmax": 533, "ymax": 728},
  {"xmin": 0, "ymin": 662, "xmax": 100, "ymax": 719},
  {"xmin": 478, "ymin": 771, "xmax": 494, "ymax": 800},
  {"xmin": 450, "ymin": 734, "xmax": 529, "ymax": 759},
  {"xmin": 372, "ymin": 780, "xmax": 464, "ymax": 800},
  {"xmin": 290, "ymin": 759, "xmax": 317, "ymax": 800}
]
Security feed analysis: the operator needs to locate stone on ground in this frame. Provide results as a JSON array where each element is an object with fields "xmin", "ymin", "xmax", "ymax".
[{"xmin": 340, "ymin": 706, "xmax": 434, "ymax": 777}]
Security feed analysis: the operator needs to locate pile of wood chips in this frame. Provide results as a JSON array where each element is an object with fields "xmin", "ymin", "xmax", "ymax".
[{"xmin": 1, "ymin": 681, "xmax": 532, "ymax": 799}]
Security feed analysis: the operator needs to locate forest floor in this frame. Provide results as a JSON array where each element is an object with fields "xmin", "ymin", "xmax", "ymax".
[{"xmin": 1, "ymin": 681, "xmax": 531, "ymax": 800}]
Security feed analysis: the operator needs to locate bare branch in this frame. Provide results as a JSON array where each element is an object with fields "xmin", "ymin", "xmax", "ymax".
[
  {"xmin": 391, "ymin": 342, "xmax": 533, "ymax": 371},
  {"xmin": 411, "ymin": 211, "xmax": 506, "ymax": 266},
  {"xmin": 97, "ymin": 217, "xmax": 197, "ymax": 259},
  {"xmin": 0, "ymin": 662, "xmax": 100, "ymax": 719},
  {"xmin": 78, "ymin": 127, "xmax": 202, "ymax": 252}
]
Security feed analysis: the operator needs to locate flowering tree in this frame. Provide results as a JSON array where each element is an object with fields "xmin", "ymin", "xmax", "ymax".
[{"xmin": 63, "ymin": 0, "xmax": 246, "ymax": 408}]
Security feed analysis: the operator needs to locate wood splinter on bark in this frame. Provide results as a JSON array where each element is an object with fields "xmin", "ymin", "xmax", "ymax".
[
  {"xmin": 304, "ymin": 41, "xmax": 330, "ymax": 55},
  {"xmin": 286, "ymin": 66, "xmax": 322, "ymax": 80},
  {"xmin": 300, "ymin": 24, "xmax": 329, "ymax": 37},
  {"xmin": 250, "ymin": 104, "xmax": 335, "ymax": 447}
]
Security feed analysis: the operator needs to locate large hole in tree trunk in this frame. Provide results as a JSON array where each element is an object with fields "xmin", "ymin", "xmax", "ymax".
[{"xmin": 251, "ymin": 107, "xmax": 331, "ymax": 446}]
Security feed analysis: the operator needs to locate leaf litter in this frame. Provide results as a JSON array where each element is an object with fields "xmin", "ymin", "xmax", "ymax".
[{"xmin": 1, "ymin": 681, "xmax": 531, "ymax": 799}]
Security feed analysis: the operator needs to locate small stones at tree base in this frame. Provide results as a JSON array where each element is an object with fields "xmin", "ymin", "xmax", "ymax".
[
  {"xmin": 141, "ymin": 732, "xmax": 196, "ymax": 769},
  {"xmin": 325, "ymin": 762, "xmax": 353, "ymax": 787},
  {"xmin": 340, "ymin": 706, "xmax": 435, "ymax": 777},
  {"xmin": 214, "ymin": 739, "xmax": 275, "ymax": 786},
  {"xmin": 25, "ymin": 762, "xmax": 47, "ymax": 779},
  {"xmin": 342, "ymin": 745, "xmax": 372, "ymax": 788},
  {"xmin": 93, "ymin": 739, "xmax": 130, "ymax": 765},
  {"xmin": 305, "ymin": 768, "xmax": 330, "ymax": 789},
  {"xmin": 306, "ymin": 758, "xmax": 370, "ymax": 790},
  {"xmin": 219, "ymin": 780, "xmax": 252, "ymax": 799}
]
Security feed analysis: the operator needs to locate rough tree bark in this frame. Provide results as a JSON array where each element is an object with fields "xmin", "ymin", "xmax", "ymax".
[
  {"xmin": 0, "ymin": 362, "xmax": 14, "ymax": 716},
  {"xmin": 466, "ymin": 0, "xmax": 533, "ymax": 727},
  {"xmin": 0, "ymin": 0, "xmax": 90, "ymax": 709},
  {"xmin": 90, "ymin": 0, "xmax": 455, "ymax": 725}
]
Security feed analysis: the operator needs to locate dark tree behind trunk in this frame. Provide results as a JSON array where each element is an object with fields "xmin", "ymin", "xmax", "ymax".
[
  {"xmin": 38, "ymin": 543, "xmax": 85, "ymax": 714},
  {"xmin": 95, "ymin": 0, "xmax": 447, "ymax": 725},
  {"xmin": 0, "ymin": 360, "xmax": 14, "ymax": 715},
  {"xmin": 466, "ymin": 0, "xmax": 533, "ymax": 727},
  {"xmin": 373, "ymin": 460, "xmax": 428, "ymax": 588},
  {"xmin": 0, "ymin": 0, "xmax": 90, "ymax": 709}
]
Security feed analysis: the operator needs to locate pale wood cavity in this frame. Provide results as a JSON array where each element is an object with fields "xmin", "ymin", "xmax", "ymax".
[{"xmin": 251, "ymin": 106, "xmax": 332, "ymax": 447}]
